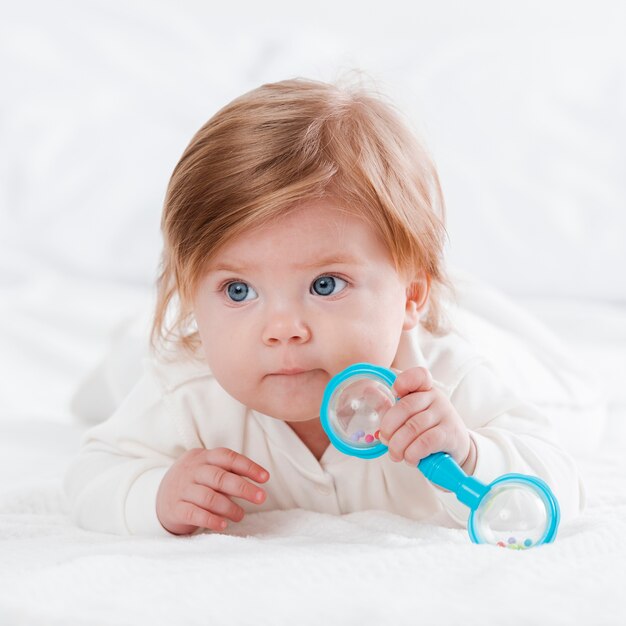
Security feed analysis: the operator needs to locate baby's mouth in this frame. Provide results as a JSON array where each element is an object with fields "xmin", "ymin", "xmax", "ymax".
[{"xmin": 264, "ymin": 369, "xmax": 328, "ymax": 385}]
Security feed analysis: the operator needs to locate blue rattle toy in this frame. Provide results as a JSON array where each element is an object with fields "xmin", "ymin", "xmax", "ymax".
[{"xmin": 320, "ymin": 363, "xmax": 560, "ymax": 549}]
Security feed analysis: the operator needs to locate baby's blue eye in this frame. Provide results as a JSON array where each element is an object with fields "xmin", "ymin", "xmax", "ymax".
[
  {"xmin": 226, "ymin": 281, "xmax": 257, "ymax": 302},
  {"xmin": 311, "ymin": 275, "xmax": 347, "ymax": 296}
]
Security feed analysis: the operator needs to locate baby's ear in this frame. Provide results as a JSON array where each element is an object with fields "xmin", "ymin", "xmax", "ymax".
[{"xmin": 402, "ymin": 272, "xmax": 430, "ymax": 331}]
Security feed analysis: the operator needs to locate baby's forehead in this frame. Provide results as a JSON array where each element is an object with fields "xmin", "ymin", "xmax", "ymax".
[
  {"xmin": 205, "ymin": 221, "xmax": 394, "ymax": 278},
  {"xmin": 206, "ymin": 251, "xmax": 367, "ymax": 275}
]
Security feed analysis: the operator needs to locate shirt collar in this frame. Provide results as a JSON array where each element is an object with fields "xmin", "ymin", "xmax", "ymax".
[{"xmin": 251, "ymin": 327, "xmax": 427, "ymax": 478}]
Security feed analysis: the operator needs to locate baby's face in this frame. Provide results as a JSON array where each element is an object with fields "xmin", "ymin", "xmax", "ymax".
[{"xmin": 193, "ymin": 199, "xmax": 421, "ymax": 423}]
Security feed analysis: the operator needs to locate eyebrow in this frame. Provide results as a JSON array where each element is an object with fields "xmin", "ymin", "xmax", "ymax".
[{"xmin": 208, "ymin": 254, "xmax": 364, "ymax": 273}]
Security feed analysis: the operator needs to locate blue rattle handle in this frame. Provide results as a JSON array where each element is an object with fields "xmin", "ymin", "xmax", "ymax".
[{"xmin": 418, "ymin": 452, "xmax": 489, "ymax": 510}]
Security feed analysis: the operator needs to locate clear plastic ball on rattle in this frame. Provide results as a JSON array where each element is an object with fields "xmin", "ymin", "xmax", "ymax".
[
  {"xmin": 471, "ymin": 481, "xmax": 549, "ymax": 549},
  {"xmin": 326, "ymin": 374, "xmax": 394, "ymax": 449}
]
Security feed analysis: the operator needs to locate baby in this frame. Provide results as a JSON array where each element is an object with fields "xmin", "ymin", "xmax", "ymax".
[{"xmin": 64, "ymin": 77, "xmax": 583, "ymax": 536}]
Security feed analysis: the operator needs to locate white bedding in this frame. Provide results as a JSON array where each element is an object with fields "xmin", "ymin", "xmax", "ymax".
[{"xmin": 2, "ymin": 1, "xmax": 626, "ymax": 624}]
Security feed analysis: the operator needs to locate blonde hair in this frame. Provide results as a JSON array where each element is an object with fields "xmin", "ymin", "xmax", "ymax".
[{"xmin": 151, "ymin": 75, "xmax": 455, "ymax": 357}]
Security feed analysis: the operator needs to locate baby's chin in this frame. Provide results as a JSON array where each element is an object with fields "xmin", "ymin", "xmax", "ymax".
[
  {"xmin": 254, "ymin": 396, "xmax": 323, "ymax": 422},
  {"xmin": 246, "ymin": 370, "xmax": 329, "ymax": 422},
  {"xmin": 251, "ymin": 378, "xmax": 327, "ymax": 421}
]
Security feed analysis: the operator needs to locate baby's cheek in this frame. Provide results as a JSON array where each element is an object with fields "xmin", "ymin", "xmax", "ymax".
[
  {"xmin": 206, "ymin": 349, "xmax": 255, "ymax": 401},
  {"xmin": 339, "ymin": 326, "xmax": 393, "ymax": 367}
]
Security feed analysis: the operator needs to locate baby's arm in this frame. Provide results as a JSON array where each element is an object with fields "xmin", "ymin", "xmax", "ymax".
[
  {"xmin": 382, "ymin": 361, "xmax": 584, "ymax": 526},
  {"xmin": 63, "ymin": 367, "xmax": 268, "ymax": 536}
]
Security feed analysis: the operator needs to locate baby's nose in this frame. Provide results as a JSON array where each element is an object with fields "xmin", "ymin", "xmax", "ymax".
[{"xmin": 262, "ymin": 312, "xmax": 311, "ymax": 345}]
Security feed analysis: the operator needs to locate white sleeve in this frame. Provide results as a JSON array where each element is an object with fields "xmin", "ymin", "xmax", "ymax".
[
  {"xmin": 431, "ymin": 360, "xmax": 586, "ymax": 527},
  {"xmin": 63, "ymin": 364, "xmax": 195, "ymax": 537}
]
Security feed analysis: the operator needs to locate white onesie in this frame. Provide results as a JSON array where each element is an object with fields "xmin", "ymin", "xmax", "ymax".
[{"xmin": 64, "ymin": 316, "xmax": 585, "ymax": 536}]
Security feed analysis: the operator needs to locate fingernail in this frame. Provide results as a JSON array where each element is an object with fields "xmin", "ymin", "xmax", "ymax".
[{"xmin": 255, "ymin": 491, "xmax": 264, "ymax": 502}]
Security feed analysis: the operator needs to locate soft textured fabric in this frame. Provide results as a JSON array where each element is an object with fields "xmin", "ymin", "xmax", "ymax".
[{"xmin": 64, "ymin": 320, "xmax": 584, "ymax": 537}]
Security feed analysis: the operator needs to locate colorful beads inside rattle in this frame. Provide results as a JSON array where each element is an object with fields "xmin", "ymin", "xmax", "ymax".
[
  {"xmin": 496, "ymin": 537, "xmax": 534, "ymax": 550},
  {"xmin": 349, "ymin": 429, "xmax": 379, "ymax": 444}
]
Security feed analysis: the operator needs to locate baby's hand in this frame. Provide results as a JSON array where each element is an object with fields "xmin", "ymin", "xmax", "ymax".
[
  {"xmin": 156, "ymin": 447, "xmax": 270, "ymax": 536},
  {"xmin": 379, "ymin": 367, "xmax": 472, "ymax": 469}
]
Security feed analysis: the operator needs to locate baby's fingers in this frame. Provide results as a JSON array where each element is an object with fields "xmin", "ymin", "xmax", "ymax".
[
  {"xmin": 205, "ymin": 447, "xmax": 270, "ymax": 484},
  {"xmin": 379, "ymin": 389, "xmax": 436, "ymax": 444},
  {"xmin": 391, "ymin": 367, "xmax": 433, "ymax": 397},
  {"xmin": 174, "ymin": 500, "xmax": 229, "ymax": 532},
  {"xmin": 195, "ymin": 464, "xmax": 267, "ymax": 506},
  {"xmin": 183, "ymin": 483, "xmax": 245, "ymax": 523},
  {"xmin": 385, "ymin": 409, "xmax": 441, "ymax": 462}
]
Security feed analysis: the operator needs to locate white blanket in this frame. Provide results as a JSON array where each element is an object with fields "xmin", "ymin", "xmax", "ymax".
[{"xmin": 0, "ymin": 419, "xmax": 624, "ymax": 625}]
